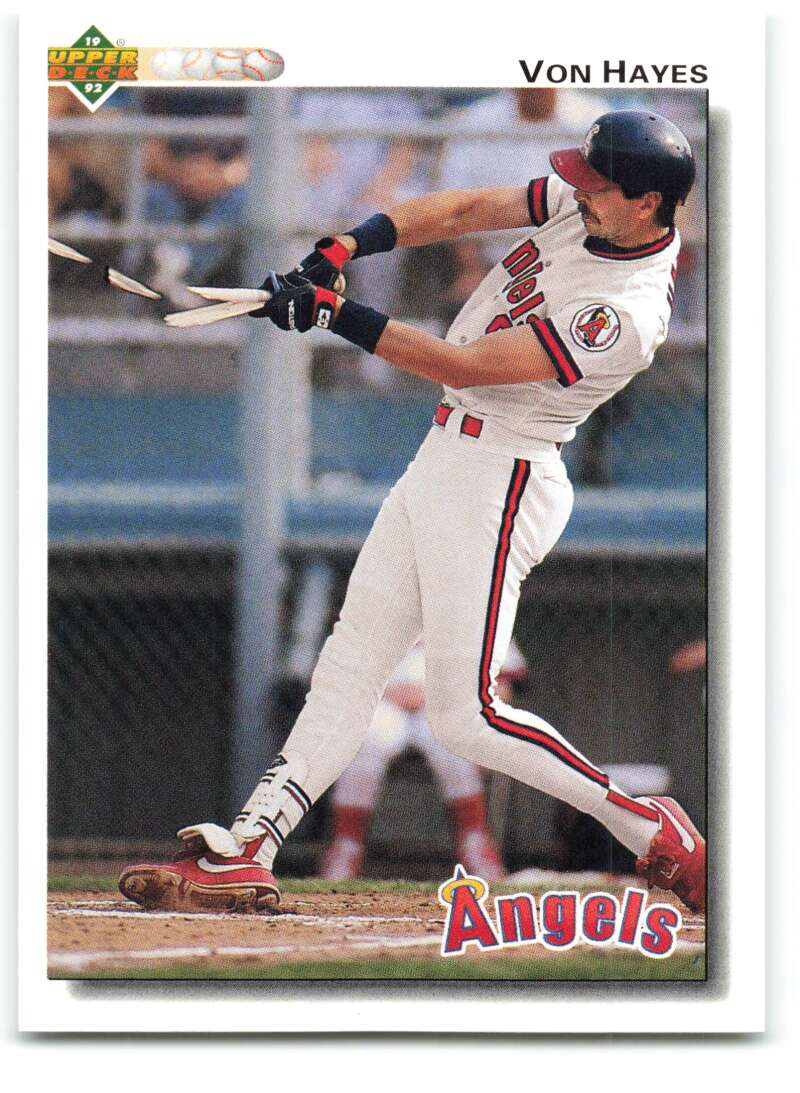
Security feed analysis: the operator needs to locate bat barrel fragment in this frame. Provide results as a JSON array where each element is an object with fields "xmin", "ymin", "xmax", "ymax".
[
  {"xmin": 163, "ymin": 299, "xmax": 269, "ymax": 327},
  {"xmin": 48, "ymin": 237, "xmax": 93, "ymax": 264},
  {"xmin": 105, "ymin": 267, "xmax": 163, "ymax": 300},
  {"xmin": 187, "ymin": 286, "xmax": 270, "ymax": 303}
]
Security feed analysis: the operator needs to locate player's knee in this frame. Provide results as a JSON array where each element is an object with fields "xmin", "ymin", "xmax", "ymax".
[{"xmin": 313, "ymin": 616, "xmax": 396, "ymax": 697}]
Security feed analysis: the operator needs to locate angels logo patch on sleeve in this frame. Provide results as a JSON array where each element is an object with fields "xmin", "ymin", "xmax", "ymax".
[{"xmin": 570, "ymin": 304, "xmax": 621, "ymax": 351}]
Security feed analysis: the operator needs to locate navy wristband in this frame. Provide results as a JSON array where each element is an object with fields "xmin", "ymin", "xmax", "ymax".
[
  {"xmin": 333, "ymin": 299, "xmax": 390, "ymax": 354},
  {"xmin": 347, "ymin": 213, "xmax": 397, "ymax": 258}
]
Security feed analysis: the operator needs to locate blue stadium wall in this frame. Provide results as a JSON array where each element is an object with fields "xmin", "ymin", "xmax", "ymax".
[{"xmin": 48, "ymin": 390, "xmax": 706, "ymax": 876}]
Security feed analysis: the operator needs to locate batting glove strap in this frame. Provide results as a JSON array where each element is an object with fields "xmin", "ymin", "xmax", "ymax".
[
  {"xmin": 346, "ymin": 213, "xmax": 398, "ymax": 259},
  {"xmin": 294, "ymin": 237, "xmax": 350, "ymax": 289},
  {"xmin": 314, "ymin": 237, "xmax": 350, "ymax": 268},
  {"xmin": 333, "ymin": 299, "xmax": 390, "ymax": 353}
]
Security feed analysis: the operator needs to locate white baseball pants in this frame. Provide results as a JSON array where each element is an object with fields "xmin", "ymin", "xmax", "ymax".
[{"xmin": 237, "ymin": 409, "xmax": 660, "ymax": 865}]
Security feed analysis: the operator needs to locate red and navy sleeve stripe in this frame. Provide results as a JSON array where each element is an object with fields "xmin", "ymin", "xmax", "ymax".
[
  {"xmin": 530, "ymin": 317, "xmax": 583, "ymax": 386},
  {"xmin": 527, "ymin": 177, "xmax": 549, "ymax": 227}
]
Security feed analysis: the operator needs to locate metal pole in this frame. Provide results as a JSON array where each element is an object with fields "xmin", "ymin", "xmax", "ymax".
[{"xmin": 232, "ymin": 88, "xmax": 301, "ymax": 812}]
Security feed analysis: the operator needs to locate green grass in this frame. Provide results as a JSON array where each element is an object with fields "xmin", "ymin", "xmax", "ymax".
[
  {"xmin": 51, "ymin": 949, "xmax": 705, "ymax": 981},
  {"xmin": 267, "ymin": 877, "xmax": 441, "ymax": 895},
  {"xmin": 48, "ymin": 874, "xmax": 443, "ymax": 895},
  {"xmin": 49, "ymin": 873, "xmax": 121, "ymax": 892},
  {"xmin": 48, "ymin": 874, "xmax": 644, "ymax": 898},
  {"xmin": 50, "ymin": 872, "xmax": 704, "ymax": 982}
]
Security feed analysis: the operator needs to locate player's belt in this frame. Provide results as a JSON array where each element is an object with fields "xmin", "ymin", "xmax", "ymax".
[
  {"xmin": 433, "ymin": 401, "xmax": 483, "ymax": 438},
  {"xmin": 433, "ymin": 401, "xmax": 563, "ymax": 451}
]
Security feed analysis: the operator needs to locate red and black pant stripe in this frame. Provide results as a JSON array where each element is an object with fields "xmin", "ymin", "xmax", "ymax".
[{"xmin": 477, "ymin": 461, "xmax": 659, "ymax": 825}]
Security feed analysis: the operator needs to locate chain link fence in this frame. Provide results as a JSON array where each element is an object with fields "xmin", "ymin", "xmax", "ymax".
[{"xmin": 49, "ymin": 546, "xmax": 705, "ymax": 875}]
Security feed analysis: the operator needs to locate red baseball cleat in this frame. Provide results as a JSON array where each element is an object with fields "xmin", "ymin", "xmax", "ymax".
[
  {"xmin": 634, "ymin": 796, "xmax": 706, "ymax": 914},
  {"xmin": 119, "ymin": 849, "xmax": 280, "ymax": 914}
]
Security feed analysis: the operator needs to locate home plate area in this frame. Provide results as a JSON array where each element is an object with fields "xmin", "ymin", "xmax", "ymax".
[{"xmin": 47, "ymin": 879, "xmax": 706, "ymax": 980}]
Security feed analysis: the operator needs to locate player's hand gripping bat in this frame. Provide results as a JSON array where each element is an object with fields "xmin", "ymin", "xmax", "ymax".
[
  {"xmin": 162, "ymin": 238, "xmax": 348, "ymax": 327},
  {"xmin": 163, "ymin": 272, "xmax": 346, "ymax": 327}
]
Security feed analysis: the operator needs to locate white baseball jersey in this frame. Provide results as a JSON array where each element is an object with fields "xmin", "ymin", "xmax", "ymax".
[{"xmin": 443, "ymin": 174, "xmax": 679, "ymax": 443}]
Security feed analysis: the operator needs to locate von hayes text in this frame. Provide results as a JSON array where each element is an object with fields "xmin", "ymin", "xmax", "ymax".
[{"xmin": 519, "ymin": 60, "xmax": 708, "ymax": 84}]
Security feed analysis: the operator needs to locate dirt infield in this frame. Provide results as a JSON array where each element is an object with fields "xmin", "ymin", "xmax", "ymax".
[
  {"xmin": 49, "ymin": 888, "xmax": 446, "ymax": 970},
  {"xmin": 48, "ymin": 877, "xmax": 706, "ymax": 980}
]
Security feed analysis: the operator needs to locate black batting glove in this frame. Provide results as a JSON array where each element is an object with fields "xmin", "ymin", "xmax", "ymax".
[
  {"xmin": 249, "ymin": 237, "xmax": 347, "ymax": 317},
  {"xmin": 253, "ymin": 271, "xmax": 338, "ymax": 332},
  {"xmin": 294, "ymin": 237, "xmax": 350, "ymax": 290}
]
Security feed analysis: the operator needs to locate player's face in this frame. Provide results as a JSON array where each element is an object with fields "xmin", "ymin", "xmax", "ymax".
[{"xmin": 573, "ymin": 181, "xmax": 652, "ymax": 243}]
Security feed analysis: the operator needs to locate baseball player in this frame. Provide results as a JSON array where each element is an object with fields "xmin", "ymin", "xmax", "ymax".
[
  {"xmin": 120, "ymin": 110, "xmax": 706, "ymax": 915},
  {"xmin": 321, "ymin": 640, "xmax": 528, "ymax": 881}
]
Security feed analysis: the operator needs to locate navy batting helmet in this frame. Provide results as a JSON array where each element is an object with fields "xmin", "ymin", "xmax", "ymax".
[{"xmin": 549, "ymin": 111, "xmax": 696, "ymax": 205}]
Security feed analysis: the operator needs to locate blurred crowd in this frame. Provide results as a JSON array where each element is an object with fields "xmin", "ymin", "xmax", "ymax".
[
  {"xmin": 49, "ymin": 85, "xmax": 706, "ymax": 484},
  {"xmin": 49, "ymin": 84, "xmax": 705, "ymax": 306}
]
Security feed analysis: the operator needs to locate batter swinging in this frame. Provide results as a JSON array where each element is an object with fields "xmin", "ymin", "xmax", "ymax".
[{"xmin": 120, "ymin": 110, "xmax": 706, "ymax": 914}]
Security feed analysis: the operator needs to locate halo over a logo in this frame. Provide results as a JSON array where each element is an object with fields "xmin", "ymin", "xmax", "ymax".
[{"xmin": 570, "ymin": 304, "xmax": 621, "ymax": 352}]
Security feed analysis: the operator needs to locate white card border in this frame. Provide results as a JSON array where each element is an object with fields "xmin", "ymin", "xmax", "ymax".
[{"xmin": 18, "ymin": 3, "xmax": 766, "ymax": 1034}]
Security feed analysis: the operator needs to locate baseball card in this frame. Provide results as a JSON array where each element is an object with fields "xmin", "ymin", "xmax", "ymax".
[{"xmin": 18, "ymin": 7, "xmax": 768, "ymax": 1036}]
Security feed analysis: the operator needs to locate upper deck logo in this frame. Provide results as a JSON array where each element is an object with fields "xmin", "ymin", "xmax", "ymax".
[{"xmin": 48, "ymin": 26, "xmax": 138, "ymax": 111}]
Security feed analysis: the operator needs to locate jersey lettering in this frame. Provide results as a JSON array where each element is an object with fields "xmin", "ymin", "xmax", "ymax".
[
  {"xmin": 484, "ymin": 241, "xmax": 546, "ymax": 332},
  {"xmin": 506, "ymin": 270, "xmax": 543, "ymax": 305},
  {"xmin": 667, "ymin": 262, "xmax": 677, "ymax": 311},
  {"xmin": 485, "ymin": 314, "xmax": 512, "ymax": 334},
  {"xmin": 502, "ymin": 239, "xmax": 540, "ymax": 278},
  {"xmin": 509, "ymin": 292, "xmax": 545, "ymax": 321},
  {"xmin": 446, "ymin": 181, "xmax": 678, "ymax": 442}
]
